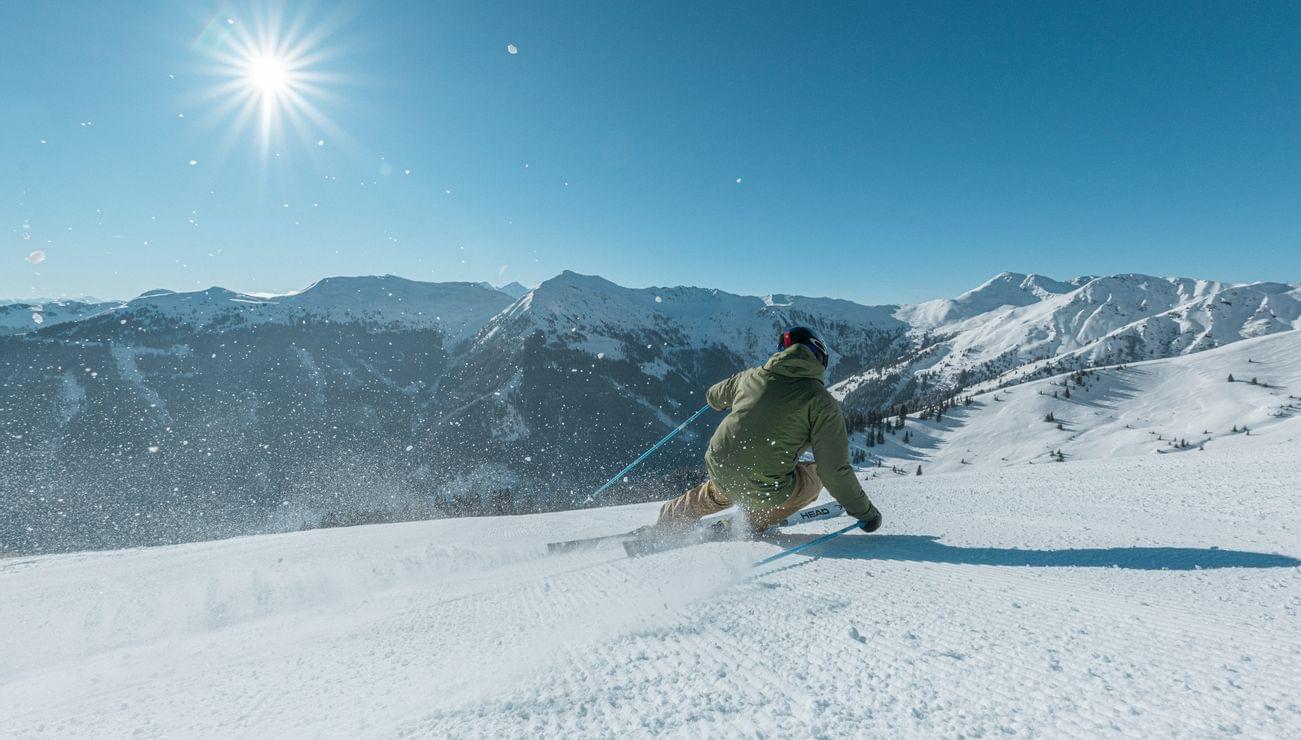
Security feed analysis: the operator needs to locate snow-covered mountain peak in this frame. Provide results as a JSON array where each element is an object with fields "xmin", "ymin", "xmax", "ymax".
[
  {"xmin": 1246, "ymin": 281, "xmax": 1295, "ymax": 295},
  {"xmin": 476, "ymin": 281, "xmax": 531, "ymax": 300},
  {"xmin": 540, "ymin": 270, "xmax": 624, "ymax": 294},
  {"xmin": 897, "ymin": 271, "xmax": 1069, "ymax": 328},
  {"xmin": 968, "ymin": 271, "xmax": 1072, "ymax": 298},
  {"xmin": 956, "ymin": 271, "xmax": 1072, "ymax": 304}
]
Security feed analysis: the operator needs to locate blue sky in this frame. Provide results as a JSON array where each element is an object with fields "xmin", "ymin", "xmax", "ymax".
[{"xmin": 3, "ymin": 1, "xmax": 1298, "ymax": 305}]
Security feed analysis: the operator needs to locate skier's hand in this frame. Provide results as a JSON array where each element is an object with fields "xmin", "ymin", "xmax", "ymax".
[{"xmin": 857, "ymin": 507, "xmax": 882, "ymax": 533}]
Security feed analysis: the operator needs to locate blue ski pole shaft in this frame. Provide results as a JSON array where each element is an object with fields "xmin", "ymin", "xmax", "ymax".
[
  {"xmin": 583, "ymin": 403, "xmax": 712, "ymax": 505},
  {"xmin": 753, "ymin": 522, "xmax": 860, "ymax": 568}
]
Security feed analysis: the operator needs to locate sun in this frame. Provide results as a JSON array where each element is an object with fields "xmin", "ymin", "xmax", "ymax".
[
  {"xmin": 247, "ymin": 53, "xmax": 289, "ymax": 96},
  {"xmin": 192, "ymin": 6, "xmax": 345, "ymax": 157}
]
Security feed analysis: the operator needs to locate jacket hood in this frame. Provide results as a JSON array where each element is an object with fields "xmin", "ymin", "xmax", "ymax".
[{"xmin": 763, "ymin": 344, "xmax": 826, "ymax": 381}]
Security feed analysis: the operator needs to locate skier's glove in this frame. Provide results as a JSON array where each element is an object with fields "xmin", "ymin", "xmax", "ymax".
[{"xmin": 857, "ymin": 507, "xmax": 882, "ymax": 533}]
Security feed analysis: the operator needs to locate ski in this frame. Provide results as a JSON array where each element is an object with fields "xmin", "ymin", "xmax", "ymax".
[
  {"xmin": 622, "ymin": 517, "xmax": 736, "ymax": 558},
  {"xmin": 770, "ymin": 502, "xmax": 846, "ymax": 528},
  {"xmin": 546, "ymin": 527, "xmax": 649, "ymax": 555},
  {"xmin": 546, "ymin": 501, "xmax": 848, "ymax": 557},
  {"xmin": 623, "ymin": 501, "xmax": 848, "ymax": 558}
]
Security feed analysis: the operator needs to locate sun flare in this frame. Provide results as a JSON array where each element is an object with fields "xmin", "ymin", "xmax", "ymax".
[{"xmin": 193, "ymin": 7, "xmax": 343, "ymax": 157}]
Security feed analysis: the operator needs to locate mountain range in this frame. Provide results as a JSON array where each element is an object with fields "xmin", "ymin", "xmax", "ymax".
[{"xmin": 2, "ymin": 270, "xmax": 1297, "ymax": 554}]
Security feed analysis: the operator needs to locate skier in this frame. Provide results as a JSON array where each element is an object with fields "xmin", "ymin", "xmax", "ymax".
[{"xmin": 654, "ymin": 326, "xmax": 882, "ymax": 535}]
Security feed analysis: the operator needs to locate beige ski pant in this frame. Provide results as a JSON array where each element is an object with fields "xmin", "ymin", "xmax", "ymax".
[{"xmin": 656, "ymin": 462, "xmax": 823, "ymax": 533}]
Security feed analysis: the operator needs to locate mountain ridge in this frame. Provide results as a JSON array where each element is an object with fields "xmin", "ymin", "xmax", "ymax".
[{"xmin": 2, "ymin": 269, "xmax": 1297, "ymax": 554}]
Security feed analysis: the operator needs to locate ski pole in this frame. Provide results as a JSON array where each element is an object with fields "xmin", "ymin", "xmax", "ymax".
[
  {"xmin": 583, "ymin": 403, "xmax": 712, "ymax": 505},
  {"xmin": 752, "ymin": 522, "xmax": 860, "ymax": 568}
]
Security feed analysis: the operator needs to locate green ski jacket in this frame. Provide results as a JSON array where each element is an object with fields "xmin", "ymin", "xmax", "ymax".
[{"xmin": 705, "ymin": 344, "xmax": 875, "ymax": 519}]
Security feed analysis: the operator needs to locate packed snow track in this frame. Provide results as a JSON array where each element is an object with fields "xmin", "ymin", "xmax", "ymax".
[{"xmin": 3, "ymin": 443, "xmax": 1299, "ymax": 737}]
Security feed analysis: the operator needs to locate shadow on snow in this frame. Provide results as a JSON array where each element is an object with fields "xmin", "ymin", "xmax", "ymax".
[{"xmin": 764, "ymin": 533, "xmax": 1300, "ymax": 571}]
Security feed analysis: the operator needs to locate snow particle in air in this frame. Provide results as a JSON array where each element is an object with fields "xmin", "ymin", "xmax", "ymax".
[
  {"xmin": 507, "ymin": 43, "xmax": 518, "ymax": 55},
  {"xmin": 25, "ymin": 250, "xmax": 45, "ymax": 264},
  {"xmin": 189, "ymin": 160, "xmax": 198, "ymax": 166},
  {"xmin": 317, "ymin": 139, "xmax": 325, "ymax": 147},
  {"xmin": 736, "ymin": 177, "xmax": 742, "ymax": 184},
  {"xmin": 654, "ymin": 295, "xmax": 663, "ymax": 303},
  {"xmin": 405, "ymin": 445, "xmax": 414, "ymax": 452},
  {"xmin": 31, "ymin": 312, "xmax": 43, "ymax": 324},
  {"xmin": 148, "ymin": 446, "xmax": 160, "ymax": 453}
]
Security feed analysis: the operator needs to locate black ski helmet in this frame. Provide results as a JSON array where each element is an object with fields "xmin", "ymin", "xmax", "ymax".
[{"xmin": 779, "ymin": 326, "xmax": 829, "ymax": 367}]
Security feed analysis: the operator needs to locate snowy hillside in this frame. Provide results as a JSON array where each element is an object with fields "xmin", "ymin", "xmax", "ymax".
[
  {"xmin": 3, "ymin": 445, "xmax": 1297, "ymax": 736},
  {"xmin": 852, "ymin": 330, "xmax": 1301, "ymax": 474}
]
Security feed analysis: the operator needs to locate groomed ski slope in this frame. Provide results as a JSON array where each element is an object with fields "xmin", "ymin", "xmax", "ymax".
[{"xmin": 4, "ymin": 442, "xmax": 1299, "ymax": 737}]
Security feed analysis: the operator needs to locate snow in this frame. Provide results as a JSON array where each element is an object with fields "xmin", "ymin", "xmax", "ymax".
[{"xmin": 2, "ymin": 441, "xmax": 1297, "ymax": 736}]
